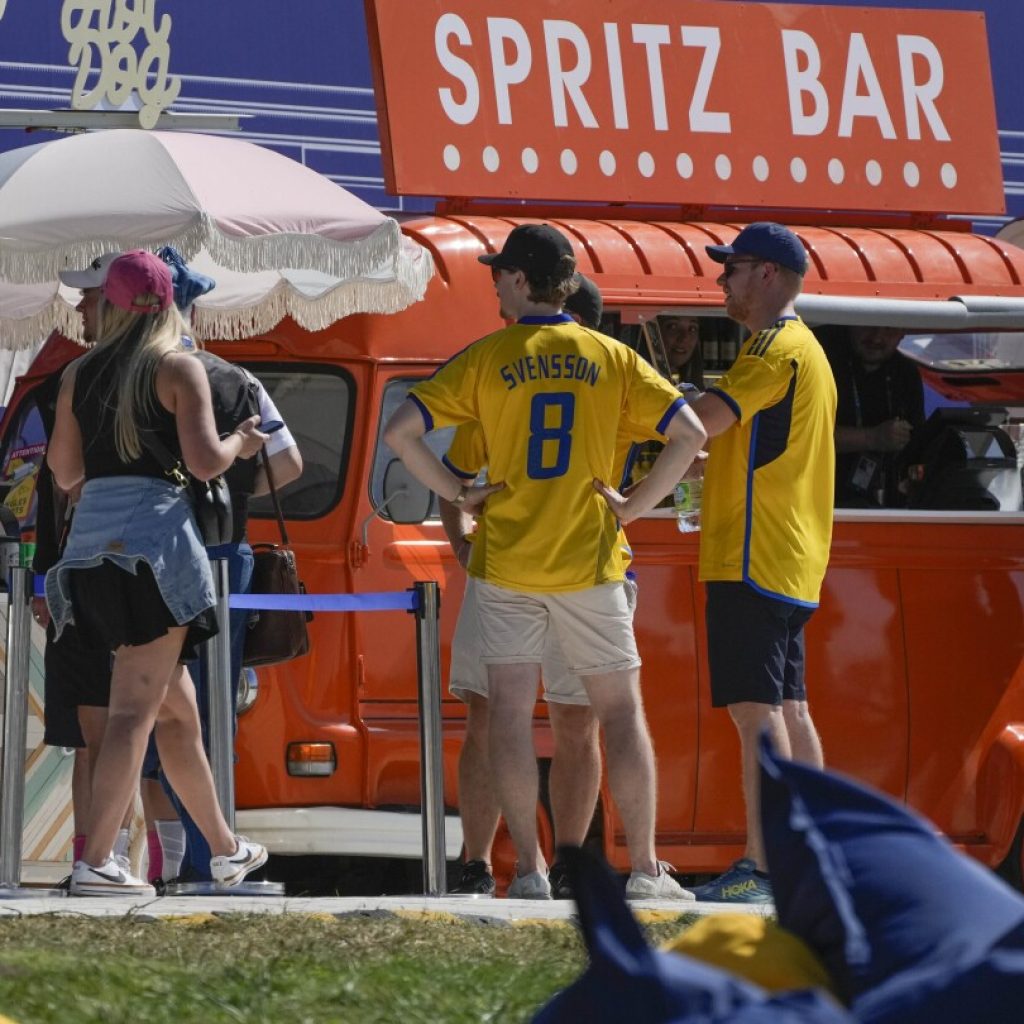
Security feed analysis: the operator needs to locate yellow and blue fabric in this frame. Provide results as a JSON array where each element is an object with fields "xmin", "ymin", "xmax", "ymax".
[
  {"xmin": 412, "ymin": 315, "xmax": 682, "ymax": 593},
  {"xmin": 759, "ymin": 735, "xmax": 1024, "ymax": 1023},
  {"xmin": 533, "ymin": 844, "xmax": 853, "ymax": 1023},
  {"xmin": 663, "ymin": 915, "xmax": 835, "ymax": 996},
  {"xmin": 699, "ymin": 316, "xmax": 836, "ymax": 607}
]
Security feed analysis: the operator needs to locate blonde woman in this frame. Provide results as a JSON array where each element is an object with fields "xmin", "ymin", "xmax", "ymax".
[{"xmin": 46, "ymin": 251, "xmax": 269, "ymax": 896}]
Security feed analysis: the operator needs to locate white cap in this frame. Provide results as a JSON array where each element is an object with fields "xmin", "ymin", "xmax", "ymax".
[{"xmin": 58, "ymin": 251, "xmax": 122, "ymax": 289}]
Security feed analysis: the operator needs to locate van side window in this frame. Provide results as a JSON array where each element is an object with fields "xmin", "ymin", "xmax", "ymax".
[
  {"xmin": 371, "ymin": 378, "xmax": 454, "ymax": 520},
  {"xmin": 246, "ymin": 364, "xmax": 354, "ymax": 521}
]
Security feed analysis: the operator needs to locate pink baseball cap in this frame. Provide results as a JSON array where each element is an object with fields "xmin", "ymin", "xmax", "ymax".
[{"xmin": 101, "ymin": 250, "xmax": 174, "ymax": 314}]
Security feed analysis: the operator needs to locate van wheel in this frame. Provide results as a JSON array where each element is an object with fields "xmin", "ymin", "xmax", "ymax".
[{"xmin": 996, "ymin": 818, "xmax": 1024, "ymax": 891}]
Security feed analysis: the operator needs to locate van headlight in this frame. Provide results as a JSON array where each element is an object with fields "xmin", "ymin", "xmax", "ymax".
[{"xmin": 236, "ymin": 667, "xmax": 259, "ymax": 715}]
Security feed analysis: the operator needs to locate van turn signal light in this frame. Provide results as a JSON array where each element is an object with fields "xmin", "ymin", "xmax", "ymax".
[{"xmin": 286, "ymin": 742, "xmax": 336, "ymax": 777}]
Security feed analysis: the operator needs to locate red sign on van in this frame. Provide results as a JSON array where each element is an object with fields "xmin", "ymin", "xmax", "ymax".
[{"xmin": 365, "ymin": 0, "xmax": 1003, "ymax": 215}]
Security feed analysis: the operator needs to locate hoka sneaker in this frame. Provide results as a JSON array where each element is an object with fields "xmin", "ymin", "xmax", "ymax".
[
  {"xmin": 70, "ymin": 856, "xmax": 156, "ymax": 897},
  {"xmin": 209, "ymin": 835, "xmax": 268, "ymax": 887},
  {"xmin": 450, "ymin": 859, "xmax": 496, "ymax": 896},
  {"xmin": 625, "ymin": 861, "xmax": 695, "ymax": 901},
  {"xmin": 691, "ymin": 859, "xmax": 774, "ymax": 904},
  {"xmin": 507, "ymin": 869, "xmax": 552, "ymax": 900},
  {"xmin": 548, "ymin": 860, "xmax": 574, "ymax": 900}
]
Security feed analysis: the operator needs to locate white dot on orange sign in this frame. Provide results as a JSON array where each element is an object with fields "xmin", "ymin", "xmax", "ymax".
[
  {"xmin": 866, "ymin": 160, "xmax": 882, "ymax": 186},
  {"xmin": 941, "ymin": 163, "xmax": 957, "ymax": 188},
  {"xmin": 753, "ymin": 156, "xmax": 769, "ymax": 182},
  {"xmin": 791, "ymin": 157, "xmax": 807, "ymax": 183},
  {"xmin": 483, "ymin": 146, "xmax": 499, "ymax": 172},
  {"xmin": 522, "ymin": 148, "xmax": 538, "ymax": 174},
  {"xmin": 715, "ymin": 154, "xmax": 731, "ymax": 180},
  {"xmin": 828, "ymin": 158, "xmax": 844, "ymax": 185},
  {"xmin": 676, "ymin": 153, "xmax": 693, "ymax": 179},
  {"xmin": 443, "ymin": 145, "xmax": 460, "ymax": 171},
  {"xmin": 904, "ymin": 161, "xmax": 920, "ymax": 187},
  {"xmin": 599, "ymin": 150, "xmax": 616, "ymax": 176},
  {"xmin": 560, "ymin": 149, "xmax": 578, "ymax": 174},
  {"xmin": 638, "ymin": 152, "xmax": 655, "ymax": 177}
]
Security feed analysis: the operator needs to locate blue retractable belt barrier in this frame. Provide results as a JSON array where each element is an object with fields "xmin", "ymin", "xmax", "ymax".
[{"xmin": 32, "ymin": 575, "xmax": 418, "ymax": 612}]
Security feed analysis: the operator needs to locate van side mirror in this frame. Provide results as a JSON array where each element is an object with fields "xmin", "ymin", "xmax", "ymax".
[{"xmin": 382, "ymin": 458, "xmax": 432, "ymax": 524}]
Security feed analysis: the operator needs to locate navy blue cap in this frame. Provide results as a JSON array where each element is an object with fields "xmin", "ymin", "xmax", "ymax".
[
  {"xmin": 706, "ymin": 222, "xmax": 808, "ymax": 275},
  {"xmin": 478, "ymin": 223, "xmax": 575, "ymax": 277},
  {"xmin": 157, "ymin": 245, "xmax": 217, "ymax": 311},
  {"xmin": 564, "ymin": 273, "xmax": 602, "ymax": 328}
]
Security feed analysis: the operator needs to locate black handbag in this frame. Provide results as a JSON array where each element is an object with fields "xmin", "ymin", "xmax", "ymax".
[
  {"xmin": 140, "ymin": 431, "xmax": 234, "ymax": 547},
  {"xmin": 242, "ymin": 447, "xmax": 311, "ymax": 667}
]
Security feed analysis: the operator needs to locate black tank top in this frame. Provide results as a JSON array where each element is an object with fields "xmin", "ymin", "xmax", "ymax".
[{"xmin": 73, "ymin": 348, "xmax": 181, "ymax": 481}]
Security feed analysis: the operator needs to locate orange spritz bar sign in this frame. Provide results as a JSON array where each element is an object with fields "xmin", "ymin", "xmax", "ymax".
[{"xmin": 365, "ymin": 0, "xmax": 1002, "ymax": 215}]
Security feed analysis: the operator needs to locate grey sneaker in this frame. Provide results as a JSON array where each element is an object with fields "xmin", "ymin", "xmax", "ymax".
[
  {"xmin": 209, "ymin": 835, "xmax": 268, "ymax": 888},
  {"xmin": 507, "ymin": 869, "xmax": 552, "ymax": 900},
  {"xmin": 70, "ymin": 856, "xmax": 156, "ymax": 897},
  {"xmin": 625, "ymin": 861, "xmax": 695, "ymax": 901}
]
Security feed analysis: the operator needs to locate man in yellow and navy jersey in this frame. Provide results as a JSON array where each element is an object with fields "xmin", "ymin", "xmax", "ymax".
[
  {"xmin": 384, "ymin": 224, "xmax": 706, "ymax": 901},
  {"xmin": 685, "ymin": 222, "xmax": 836, "ymax": 904}
]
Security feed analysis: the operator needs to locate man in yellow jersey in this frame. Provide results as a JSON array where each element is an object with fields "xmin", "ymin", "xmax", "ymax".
[
  {"xmin": 443, "ymin": 278, "xmax": 633, "ymax": 900},
  {"xmin": 384, "ymin": 224, "xmax": 706, "ymax": 900},
  {"xmin": 679, "ymin": 222, "xmax": 836, "ymax": 903}
]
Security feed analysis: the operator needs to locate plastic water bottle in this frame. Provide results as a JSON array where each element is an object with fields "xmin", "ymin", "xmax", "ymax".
[{"xmin": 674, "ymin": 478, "xmax": 702, "ymax": 532}]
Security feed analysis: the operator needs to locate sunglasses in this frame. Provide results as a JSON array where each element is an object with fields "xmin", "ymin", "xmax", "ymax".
[{"xmin": 722, "ymin": 258, "xmax": 763, "ymax": 278}]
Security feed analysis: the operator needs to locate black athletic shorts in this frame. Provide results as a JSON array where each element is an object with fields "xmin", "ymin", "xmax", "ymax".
[
  {"xmin": 42, "ymin": 622, "xmax": 112, "ymax": 748},
  {"xmin": 705, "ymin": 581, "xmax": 815, "ymax": 707}
]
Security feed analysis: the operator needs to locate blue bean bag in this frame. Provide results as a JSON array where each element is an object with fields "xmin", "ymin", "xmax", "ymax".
[{"xmin": 759, "ymin": 735, "xmax": 1024, "ymax": 1022}]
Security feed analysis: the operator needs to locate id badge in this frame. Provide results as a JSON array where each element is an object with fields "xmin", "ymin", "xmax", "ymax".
[{"xmin": 851, "ymin": 455, "xmax": 878, "ymax": 492}]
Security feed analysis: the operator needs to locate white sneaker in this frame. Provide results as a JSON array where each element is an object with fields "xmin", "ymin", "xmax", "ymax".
[
  {"xmin": 70, "ymin": 857, "xmax": 156, "ymax": 897},
  {"xmin": 507, "ymin": 869, "xmax": 552, "ymax": 900},
  {"xmin": 625, "ymin": 861, "xmax": 695, "ymax": 901},
  {"xmin": 209, "ymin": 835, "xmax": 268, "ymax": 887}
]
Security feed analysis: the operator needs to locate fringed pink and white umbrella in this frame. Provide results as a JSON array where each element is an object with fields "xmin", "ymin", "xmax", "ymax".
[{"xmin": 0, "ymin": 129, "xmax": 433, "ymax": 346}]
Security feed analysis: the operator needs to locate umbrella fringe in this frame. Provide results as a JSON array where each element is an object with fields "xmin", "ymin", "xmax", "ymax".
[
  {"xmin": 0, "ymin": 300, "xmax": 84, "ymax": 350},
  {"xmin": 195, "ymin": 216, "xmax": 404, "ymax": 280},
  {"xmin": 191, "ymin": 247, "xmax": 435, "ymax": 340},
  {"xmin": 0, "ymin": 217, "xmax": 405, "ymax": 284}
]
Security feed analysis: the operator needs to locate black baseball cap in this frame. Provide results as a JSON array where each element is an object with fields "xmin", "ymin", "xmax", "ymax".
[
  {"xmin": 478, "ymin": 223, "xmax": 575, "ymax": 276},
  {"xmin": 705, "ymin": 221, "xmax": 809, "ymax": 275},
  {"xmin": 564, "ymin": 274, "xmax": 602, "ymax": 328}
]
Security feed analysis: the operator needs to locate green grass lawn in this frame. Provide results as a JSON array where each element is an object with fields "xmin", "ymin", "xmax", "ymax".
[{"xmin": 0, "ymin": 912, "xmax": 693, "ymax": 1024}]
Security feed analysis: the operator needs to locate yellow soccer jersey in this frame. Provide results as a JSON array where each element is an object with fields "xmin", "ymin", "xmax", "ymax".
[
  {"xmin": 699, "ymin": 316, "xmax": 836, "ymax": 606},
  {"xmin": 444, "ymin": 419, "xmax": 643, "ymax": 571},
  {"xmin": 412, "ymin": 315, "xmax": 683, "ymax": 592}
]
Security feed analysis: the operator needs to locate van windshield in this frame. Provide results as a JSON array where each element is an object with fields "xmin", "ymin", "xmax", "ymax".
[{"xmin": 246, "ymin": 363, "xmax": 354, "ymax": 521}]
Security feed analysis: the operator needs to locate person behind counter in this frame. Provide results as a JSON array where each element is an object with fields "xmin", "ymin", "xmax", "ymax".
[
  {"xmin": 823, "ymin": 325, "xmax": 925, "ymax": 507},
  {"xmin": 659, "ymin": 315, "xmax": 705, "ymax": 390}
]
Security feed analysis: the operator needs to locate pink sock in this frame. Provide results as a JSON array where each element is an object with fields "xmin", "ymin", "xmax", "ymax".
[
  {"xmin": 147, "ymin": 829, "xmax": 164, "ymax": 882},
  {"xmin": 73, "ymin": 834, "xmax": 86, "ymax": 862}
]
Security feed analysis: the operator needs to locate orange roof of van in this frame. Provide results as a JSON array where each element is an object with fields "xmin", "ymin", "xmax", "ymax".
[{"xmin": 404, "ymin": 214, "xmax": 1024, "ymax": 308}]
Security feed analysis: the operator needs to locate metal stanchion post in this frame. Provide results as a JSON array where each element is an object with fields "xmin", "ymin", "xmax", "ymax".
[
  {"xmin": 0, "ymin": 560, "xmax": 63, "ymax": 898},
  {"xmin": 413, "ymin": 580, "xmax": 447, "ymax": 896},
  {"xmin": 206, "ymin": 558, "xmax": 235, "ymax": 827},
  {"xmin": 167, "ymin": 555, "xmax": 282, "ymax": 897}
]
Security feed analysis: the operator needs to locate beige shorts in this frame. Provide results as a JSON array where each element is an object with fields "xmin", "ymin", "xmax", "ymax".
[
  {"xmin": 450, "ymin": 577, "xmax": 584, "ymax": 705},
  {"xmin": 473, "ymin": 576, "xmax": 640, "ymax": 679}
]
